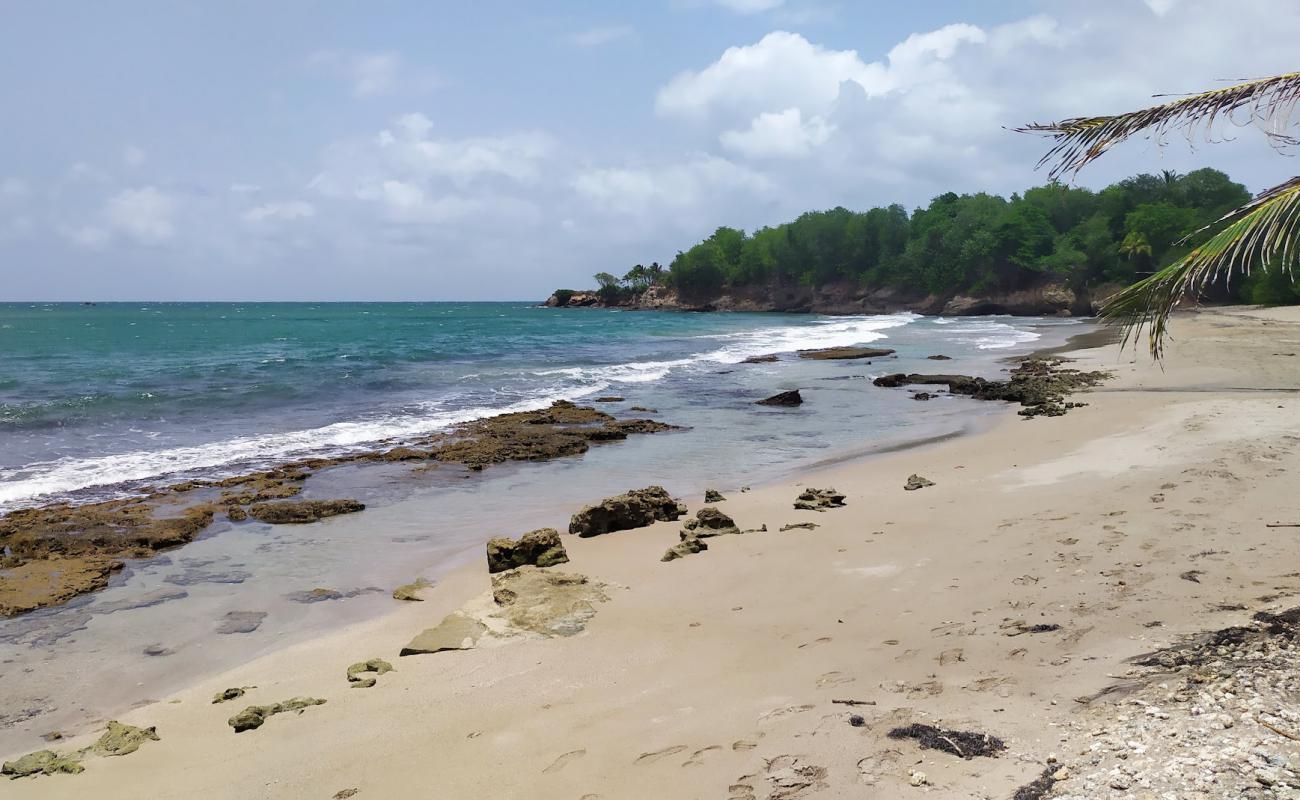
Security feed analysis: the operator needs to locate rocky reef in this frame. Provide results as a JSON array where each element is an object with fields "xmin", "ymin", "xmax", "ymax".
[
  {"xmin": 0, "ymin": 401, "xmax": 679, "ymax": 617},
  {"xmin": 873, "ymin": 357, "xmax": 1109, "ymax": 418},
  {"xmin": 485, "ymin": 528, "xmax": 568, "ymax": 574},
  {"xmin": 793, "ymin": 488, "xmax": 846, "ymax": 511},
  {"xmin": 568, "ymin": 486, "xmax": 687, "ymax": 537},
  {"xmin": 228, "ymin": 697, "xmax": 326, "ymax": 733}
]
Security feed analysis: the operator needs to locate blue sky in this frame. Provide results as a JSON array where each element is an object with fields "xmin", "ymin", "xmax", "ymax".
[{"xmin": 2, "ymin": 0, "xmax": 1297, "ymax": 300}]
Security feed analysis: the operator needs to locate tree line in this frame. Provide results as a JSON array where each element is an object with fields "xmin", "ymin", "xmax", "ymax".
[{"xmin": 581, "ymin": 169, "xmax": 1300, "ymax": 307}]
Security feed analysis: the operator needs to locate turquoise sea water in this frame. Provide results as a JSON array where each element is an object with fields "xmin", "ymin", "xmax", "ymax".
[
  {"xmin": 0, "ymin": 301, "xmax": 1089, "ymax": 751},
  {"xmin": 0, "ymin": 302, "xmax": 1080, "ymax": 510}
]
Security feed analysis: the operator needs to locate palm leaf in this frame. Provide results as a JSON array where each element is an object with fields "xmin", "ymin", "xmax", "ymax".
[
  {"xmin": 1017, "ymin": 72, "xmax": 1300, "ymax": 180},
  {"xmin": 1101, "ymin": 175, "xmax": 1300, "ymax": 357}
]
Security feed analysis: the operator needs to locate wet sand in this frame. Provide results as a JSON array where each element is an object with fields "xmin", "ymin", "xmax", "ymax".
[{"xmin": 6, "ymin": 306, "xmax": 1300, "ymax": 798}]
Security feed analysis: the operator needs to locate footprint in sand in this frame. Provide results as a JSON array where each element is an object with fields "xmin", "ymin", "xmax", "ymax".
[
  {"xmin": 635, "ymin": 745, "xmax": 688, "ymax": 765},
  {"xmin": 937, "ymin": 648, "xmax": 964, "ymax": 666},
  {"xmin": 732, "ymin": 737, "xmax": 761, "ymax": 751},
  {"xmin": 816, "ymin": 670, "xmax": 854, "ymax": 687},
  {"xmin": 682, "ymin": 745, "xmax": 722, "ymax": 766},
  {"xmin": 542, "ymin": 749, "xmax": 586, "ymax": 774},
  {"xmin": 758, "ymin": 704, "xmax": 816, "ymax": 724},
  {"xmin": 857, "ymin": 749, "xmax": 902, "ymax": 786}
]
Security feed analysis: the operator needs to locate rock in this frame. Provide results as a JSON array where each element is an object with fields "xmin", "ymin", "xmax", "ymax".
[
  {"xmin": 376, "ymin": 446, "xmax": 428, "ymax": 462},
  {"xmin": 742, "ymin": 354, "xmax": 780, "ymax": 363},
  {"xmin": 794, "ymin": 488, "xmax": 846, "ymax": 511},
  {"xmin": 629, "ymin": 406, "xmax": 656, "ymax": 412},
  {"xmin": 227, "ymin": 506, "xmax": 249, "ymax": 521},
  {"xmin": 490, "ymin": 567, "xmax": 610, "ymax": 636},
  {"xmin": 909, "ymin": 770, "xmax": 927, "ymax": 787},
  {"xmin": 798, "ymin": 347, "xmax": 896, "ymax": 360},
  {"xmin": 285, "ymin": 587, "xmax": 381, "ymax": 603},
  {"xmin": 163, "ymin": 567, "xmax": 251, "ymax": 586},
  {"xmin": 593, "ymin": 396, "xmax": 624, "ymax": 403},
  {"xmin": 92, "ymin": 720, "xmax": 159, "ymax": 756},
  {"xmin": 400, "ymin": 612, "xmax": 487, "ymax": 656},
  {"xmin": 911, "ymin": 392, "xmax": 932, "ymax": 401},
  {"xmin": 704, "ymin": 489, "xmax": 726, "ymax": 503},
  {"xmin": 2, "ymin": 749, "xmax": 83, "ymax": 778},
  {"xmin": 392, "ymin": 577, "xmax": 432, "ymax": 601},
  {"xmin": 228, "ymin": 697, "xmax": 326, "ymax": 733},
  {"xmin": 904, "ymin": 474, "xmax": 935, "ymax": 491},
  {"xmin": 926, "ymin": 354, "xmax": 952, "ymax": 360},
  {"xmin": 346, "ymin": 658, "xmax": 394, "ymax": 689},
  {"xmin": 215, "ymin": 610, "xmax": 267, "ymax": 634},
  {"xmin": 679, "ymin": 507, "xmax": 740, "ymax": 539},
  {"xmin": 568, "ymin": 486, "xmax": 686, "ymax": 537},
  {"xmin": 248, "ymin": 499, "xmax": 365, "ymax": 524},
  {"xmin": 142, "ymin": 643, "xmax": 175, "ymax": 657},
  {"xmin": 756, "ymin": 390, "xmax": 803, "ymax": 407},
  {"xmin": 662, "ymin": 537, "xmax": 708, "ymax": 562},
  {"xmin": 212, "ymin": 687, "xmax": 252, "ymax": 704},
  {"xmin": 780, "ymin": 522, "xmax": 819, "ymax": 531},
  {"xmin": 485, "ymin": 528, "xmax": 569, "ymax": 574},
  {"xmin": 334, "ymin": 790, "xmax": 359, "ymax": 800},
  {"xmin": 873, "ymin": 359, "xmax": 1109, "ymax": 418},
  {"xmin": 96, "ymin": 588, "xmax": 188, "ymax": 614}
]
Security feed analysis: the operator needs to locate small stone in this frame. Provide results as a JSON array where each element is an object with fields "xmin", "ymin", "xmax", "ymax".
[
  {"xmin": 904, "ymin": 474, "xmax": 935, "ymax": 491},
  {"xmin": 909, "ymin": 770, "xmax": 927, "ymax": 787}
]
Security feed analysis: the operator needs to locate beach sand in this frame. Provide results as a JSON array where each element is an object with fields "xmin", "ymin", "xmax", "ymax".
[{"xmin": 7, "ymin": 306, "xmax": 1300, "ymax": 798}]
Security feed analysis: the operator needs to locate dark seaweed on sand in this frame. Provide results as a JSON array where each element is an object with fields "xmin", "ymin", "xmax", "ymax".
[{"xmin": 887, "ymin": 723, "xmax": 1005, "ymax": 759}]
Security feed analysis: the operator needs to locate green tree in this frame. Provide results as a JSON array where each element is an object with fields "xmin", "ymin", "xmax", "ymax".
[{"xmin": 1019, "ymin": 72, "xmax": 1300, "ymax": 355}]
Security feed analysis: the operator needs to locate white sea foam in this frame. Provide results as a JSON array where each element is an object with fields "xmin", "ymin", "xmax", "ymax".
[
  {"xmin": 934, "ymin": 318, "xmax": 1041, "ymax": 350},
  {"xmin": 0, "ymin": 313, "xmax": 923, "ymax": 509},
  {"xmin": 0, "ymin": 384, "xmax": 605, "ymax": 510}
]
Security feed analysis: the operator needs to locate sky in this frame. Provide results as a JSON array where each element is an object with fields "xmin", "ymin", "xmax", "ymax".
[{"xmin": 2, "ymin": 0, "xmax": 1298, "ymax": 301}]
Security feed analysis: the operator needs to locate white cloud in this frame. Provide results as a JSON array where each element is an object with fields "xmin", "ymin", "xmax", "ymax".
[
  {"xmin": 720, "ymin": 107, "xmax": 833, "ymax": 158},
  {"xmin": 370, "ymin": 113, "xmax": 554, "ymax": 186},
  {"xmin": 655, "ymin": 26, "xmax": 985, "ymax": 126},
  {"xmin": 713, "ymin": 0, "xmax": 784, "ymax": 13},
  {"xmin": 573, "ymin": 154, "xmax": 772, "ymax": 219},
  {"xmin": 123, "ymin": 145, "xmax": 146, "ymax": 168},
  {"xmin": 1145, "ymin": 0, "xmax": 1180, "ymax": 16},
  {"xmin": 564, "ymin": 25, "xmax": 635, "ymax": 47},
  {"xmin": 243, "ymin": 200, "xmax": 315, "ymax": 223},
  {"xmin": 104, "ymin": 186, "xmax": 175, "ymax": 244}
]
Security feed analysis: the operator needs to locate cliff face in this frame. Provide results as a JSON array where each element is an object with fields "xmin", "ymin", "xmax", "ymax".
[{"xmin": 544, "ymin": 278, "xmax": 1096, "ymax": 317}]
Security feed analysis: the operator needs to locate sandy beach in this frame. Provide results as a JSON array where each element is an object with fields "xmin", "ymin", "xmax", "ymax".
[{"xmin": 6, "ymin": 305, "xmax": 1300, "ymax": 798}]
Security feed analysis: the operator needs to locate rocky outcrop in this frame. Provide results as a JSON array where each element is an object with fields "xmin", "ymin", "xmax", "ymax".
[
  {"xmin": 486, "ymin": 528, "xmax": 568, "ymax": 573},
  {"xmin": 490, "ymin": 567, "xmax": 611, "ymax": 637},
  {"xmin": 704, "ymin": 489, "xmax": 726, "ymax": 503},
  {"xmin": 346, "ymin": 658, "xmax": 394, "ymax": 689},
  {"xmin": 212, "ymin": 687, "xmax": 252, "ymax": 704},
  {"xmin": 680, "ymin": 507, "xmax": 740, "ymax": 540},
  {"xmin": 568, "ymin": 486, "xmax": 687, "ymax": 537},
  {"xmin": 904, "ymin": 474, "xmax": 935, "ymax": 491},
  {"xmin": 797, "ymin": 346, "xmax": 895, "ymax": 360},
  {"xmin": 742, "ymin": 354, "xmax": 780, "ymax": 363},
  {"xmin": 872, "ymin": 358, "xmax": 1109, "ymax": 418},
  {"xmin": 2, "ymin": 749, "xmax": 84, "ymax": 778},
  {"xmin": 400, "ymin": 612, "xmax": 487, "ymax": 656},
  {"xmin": 558, "ymin": 277, "xmax": 1094, "ymax": 317},
  {"xmin": 228, "ymin": 697, "xmax": 326, "ymax": 733},
  {"xmin": 392, "ymin": 577, "xmax": 432, "ymax": 602},
  {"xmin": 92, "ymin": 721, "xmax": 159, "ymax": 756},
  {"xmin": 249, "ymin": 499, "xmax": 365, "ymax": 524},
  {"xmin": 756, "ymin": 390, "xmax": 803, "ymax": 407},
  {"xmin": 794, "ymin": 488, "xmax": 846, "ymax": 511},
  {"xmin": 662, "ymin": 537, "xmax": 708, "ymax": 562}
]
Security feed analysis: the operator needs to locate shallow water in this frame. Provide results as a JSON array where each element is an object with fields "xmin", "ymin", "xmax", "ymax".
[{"xmin": 0, "ymin": 304, "xmax": 1088, "ymax": 753}]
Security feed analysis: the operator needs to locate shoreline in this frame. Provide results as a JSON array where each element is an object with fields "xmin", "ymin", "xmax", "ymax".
[{"xmin": 27, "ymin": 310, "xmax": 1279, "ymax": 796}]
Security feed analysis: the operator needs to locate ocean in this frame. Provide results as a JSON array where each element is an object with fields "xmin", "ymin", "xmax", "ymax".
[
  {"xmin": 0, "ymin": 302, "xmax": 1079, "ymax": 510},
  {"xmin": 0, "ymin": 301, "xmax": 1088, "ymax": 748}
]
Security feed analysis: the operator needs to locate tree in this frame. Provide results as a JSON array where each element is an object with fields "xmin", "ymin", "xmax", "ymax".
[
  {"xmin": 1018, "ymin": 72, "xmax": 1300, "ymax": 356},
  {"xmin": 1118, "ymin": 231, "xmax": 1152, "ymax": 262},
  {"xmin": 593, "ymin": 271, "xmax": 624, "ymax": 304}
]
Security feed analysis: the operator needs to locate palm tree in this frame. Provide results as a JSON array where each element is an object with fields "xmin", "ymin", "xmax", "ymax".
[
  {"xmin": 1119, "ymin": 231, "xmax": 1153, "ymax": 262},
  {"xmin": 1017, "ymin": 72, "xmax": 1300, "ymax": 357}
]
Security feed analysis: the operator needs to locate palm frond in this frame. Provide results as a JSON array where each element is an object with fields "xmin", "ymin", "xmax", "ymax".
[
  {"xmin": 1017, "ymin": 72, "xmax": 1300, "ymax": 180},
  {"xmin": 1101, "ymin": 176, "xmax": 1300, "ymax": 357}
]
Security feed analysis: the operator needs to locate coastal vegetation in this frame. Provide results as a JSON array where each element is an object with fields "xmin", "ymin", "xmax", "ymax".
[
  {"xmin": 1019, "ymin": 72, "xmax": 1300, "ymax": 354},
  {"xmin": 564, "ymin": 168, "xmax": 1300, "ymax": 314}
]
